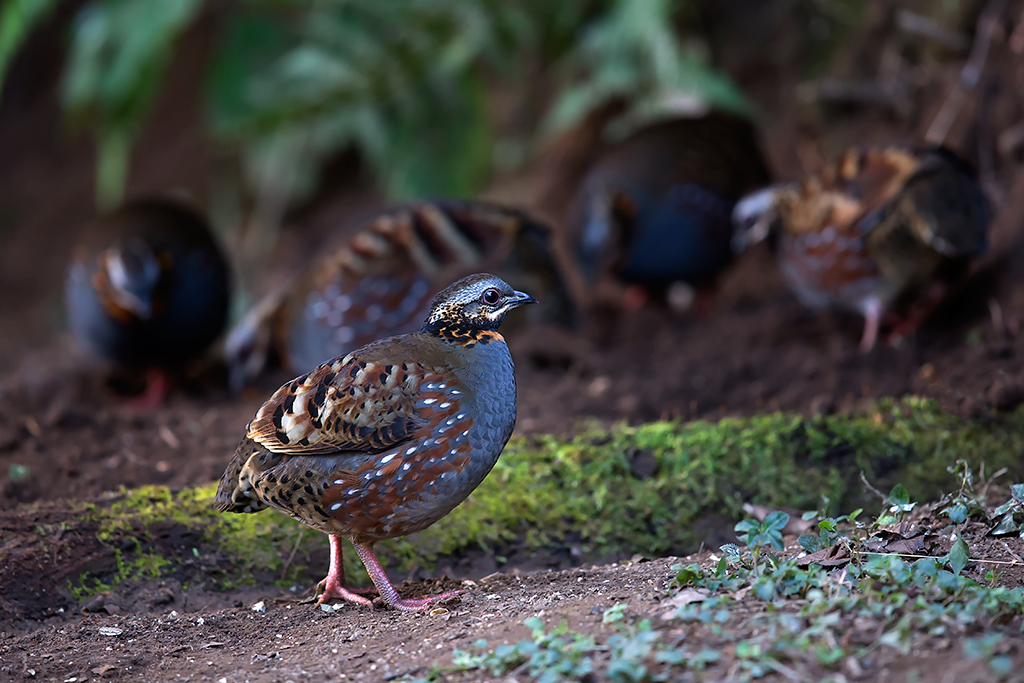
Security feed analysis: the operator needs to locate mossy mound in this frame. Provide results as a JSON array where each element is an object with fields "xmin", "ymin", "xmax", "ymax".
[{"xmin": 50, "ymin": 399, "xmax": 1024, "ymax": 598}]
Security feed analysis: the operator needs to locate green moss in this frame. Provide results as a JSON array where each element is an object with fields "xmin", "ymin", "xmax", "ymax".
[
  {"xmin": 68, "ymin": 544, "xmax": 173, "ymax": 601},
  {"xmin": 65, "ymin": 398, "xmax": 1024, "ymax": 597}
]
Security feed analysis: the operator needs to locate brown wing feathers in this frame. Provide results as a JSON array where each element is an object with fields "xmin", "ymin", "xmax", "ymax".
[{"xmin": 246, "ymin": 353, "xmax": 436, "ymax": 456}]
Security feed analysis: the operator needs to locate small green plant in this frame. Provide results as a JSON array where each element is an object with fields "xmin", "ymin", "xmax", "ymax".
[
  {"xmin": 874, "ymin": 483, "xmax": 916, "ymax": 526},
  {"xmin": 990, "ymin": 484, "xmax": 1024, "ymax": 539},
  {"xmin": 963, "ymin": 633, "xmax": 1015, "ymax": 680},
  {"xmin": 797, "ymin": 497, "xmax": 864, "ymax": 553},
  {"xmin": 735, "ymin": 510, "xmax": 788, "ymax": 577},
  {"xmin": 450, "ymin": 617, "xmax": 596, "ymax": 682},
  {"xmin": 939, "ymin": 460, "xmax": 990, "ymax": 525}
]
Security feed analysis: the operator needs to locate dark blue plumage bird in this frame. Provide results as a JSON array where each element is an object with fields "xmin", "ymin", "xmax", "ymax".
[
  {"xmin": 65, "ymin": 197, "xmax": 232, "ymax": 402},
  {"xmin": 573, "ymin": 112, "xmax": 770, "ymax": 309}
]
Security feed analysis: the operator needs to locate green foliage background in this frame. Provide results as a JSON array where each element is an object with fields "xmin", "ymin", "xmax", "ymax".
[{"xmin": 0, "ymin": 0, "xmax": 754, "ymax": 209}]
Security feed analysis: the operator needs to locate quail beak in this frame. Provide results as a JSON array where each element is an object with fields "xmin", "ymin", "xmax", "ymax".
[{"xmin": 510, "ymin": 290, "xmax": 538, "ymax": 308}]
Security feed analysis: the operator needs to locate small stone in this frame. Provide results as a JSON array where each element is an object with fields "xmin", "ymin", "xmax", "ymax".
[
  {"xmin": 149, "ymin": 587, "xmax": 175, "ymax": 606},
  {"xmin": 251, "ymin": 601, "xmax": 266, "ymax": 613},
  {"xmin": 81, "ymin": 592, "xmax": 113, "ymax": 614},
  {"xmin": 91, "ymin": 664, "xmax": 118, "ymax": 678},
  {"xmin": 98, "ymin": 626, "xmax": 123, "ymax": 637},
  {"xmin": 429, "ymin": 607, "xmax": 449, "ymax": 615}
]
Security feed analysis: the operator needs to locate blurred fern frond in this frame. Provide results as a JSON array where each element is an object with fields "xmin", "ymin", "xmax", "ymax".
[
  {"xmin": 0, "ymin": 0, "xmax": 60, "ymax": 88},
  {"xmin": 62, "ymin": 0, "xmax": 204, "ymax": 208},
  {"xmin": 544, "ymin": 0, "xmax": 753, "ymax": 141},
  {"xmin": 207, "ymin": 1, "xmax": 517, "ymax": 201},
  {"xmin": 2, "ymin": 0, "xmax": 754, "ymax": 209}
]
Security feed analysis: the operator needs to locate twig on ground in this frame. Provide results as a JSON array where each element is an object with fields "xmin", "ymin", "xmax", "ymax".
[
  {"xmin": 280, "ymin": 527, "xmax": 307, "ymax": 581},
  {"xmin": 859, "ymin": 471, "xmax": 888, "ymax": 502},
  {"xmin": 897, "ymin": 10, "xmax": 970, "ymax": 50},
  {"xmin": 863, "ymin": 551, "xmax": 1023, "ymax": 566}
]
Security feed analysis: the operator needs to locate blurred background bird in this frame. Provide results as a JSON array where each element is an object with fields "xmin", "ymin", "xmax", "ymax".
[
  {"xmin": 571, "ymin": 111, "xmax": 771, "ymax": 312},
  {"xmin": 732, "ymin": 145, "xmax": 990, "ymax": 351},
  {"xmin": 64, "ymin": 197, "xmax": 232, "ymax": 405},
  {"xmin": 225, "ymin": 200, "xmax": 575, "ymax": 387}
]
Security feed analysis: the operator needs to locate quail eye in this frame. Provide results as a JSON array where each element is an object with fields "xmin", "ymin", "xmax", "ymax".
[{"xmin": 481, "ymin": 288, "xmax": 502, "ymax": 305}]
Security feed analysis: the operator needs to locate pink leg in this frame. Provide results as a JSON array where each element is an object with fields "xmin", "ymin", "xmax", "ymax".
[
  {"xmin": 316, "ymin": 535, "xmax": 376, "ymax": 606},
  {"xmin": 623, "ymin": 284, "xmax": 650, "ymax": 311},
  {"xmin": 859, "ymin": 298, "xmax": 883, "ymax": 353},
  {"xmin": 128, "ymin": 368, "xmax": 172, "ymax": 410},
  {"xmin": 690, "ymin": 285, "xmax": 717, "ymax": 318},
  {"xmin": 352, "ymin": 541, "xmax": 461, "ymax": 612}
]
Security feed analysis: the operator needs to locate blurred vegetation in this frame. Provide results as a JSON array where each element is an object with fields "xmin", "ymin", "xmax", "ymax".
[{"xmin": 0, "ymin": 0, "xmax": 753, "ymax": 210}]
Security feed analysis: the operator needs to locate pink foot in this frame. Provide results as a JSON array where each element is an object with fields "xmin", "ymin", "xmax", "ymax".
[
  {"xmin": 379, "ymin": 590, "xmax": 463, "ymax": 612},
  {"xmin": 315, "ymin": 535, "xmax": 378, "ymax": 607},
  {"xmin": 128, "ymin": 368, "xmax": 171, "ymax": 410},
  {"xmin": 859, "ymin": 298, "xmax": 883, "ymax": 353},
  {"xmin": 623, "ymin": 285, "xmax": 650, "ymax": 311},
  {"xmin": 352, "ymin": 541, "xmax": 462, "ymax": 612},
  {"xmin": 316, "ymin": 576, "xmax": 375, "ymax": 606},
  {"xmin": 690, "ymin": 286, "xmax": 717, "ymax": 318}
]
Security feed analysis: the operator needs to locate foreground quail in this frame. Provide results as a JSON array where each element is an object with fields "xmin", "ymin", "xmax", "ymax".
[
  {"xmin": 732, "ymin": 145, "xmax": 989, "ymax": 351},
  {"xmin": 572, "ymin": 112, "xmax": 770, "ymax": 308},
  {"xmin": 226, "ymin": 201, "xmax": 572, "ymax": 386},
  {"xmin": 215, "ymin": 273, "xmax": 535, "ymax": 611},
  {"xmin": 65, "ymin": 197, "xmax": 232, "ymax": 400}
]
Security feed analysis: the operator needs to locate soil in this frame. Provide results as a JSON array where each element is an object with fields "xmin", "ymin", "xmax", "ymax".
[{"xmin": 3, "ymin": 2, "xmax": 1024, "ymax": 681}]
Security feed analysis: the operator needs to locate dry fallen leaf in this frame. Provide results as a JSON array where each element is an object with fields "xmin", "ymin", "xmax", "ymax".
[{"xmin": 797, "ymin": 543, "xmax": 852, "ymax": 568}]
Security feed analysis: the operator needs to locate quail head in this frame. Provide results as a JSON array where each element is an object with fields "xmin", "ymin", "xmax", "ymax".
[
  {"xmin": 733, "ymin": 145, "xmax": 990, "ymax": 351},
  {"xmin": 65, "ymin": 197, "xmax": 232, "ymax": 400},
  {"xmin": 216, "ymin": 273, "xmax": 536, "ymax": 610},
  {"xmin": 572, "ymin": 111, "xmax": 770, "ymax": 310},
  {"xmin": 225, "ymin": 200, "xmax": 573, "ymax": 387}
]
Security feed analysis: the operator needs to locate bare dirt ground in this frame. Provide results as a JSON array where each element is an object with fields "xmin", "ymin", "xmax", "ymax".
[{"xmin": 3, "ymin": 2, "xmax": 1024, "ymax": 681}]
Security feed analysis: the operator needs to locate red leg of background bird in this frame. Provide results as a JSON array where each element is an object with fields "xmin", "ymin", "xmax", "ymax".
[
  {"xmin": 690, "ymin": 285, "xmax": 717, "ymax": 318},
  {"xmin": 128, "ymin": 368, "xmax": 172, "ymax": 410},
  {"xmin": 886, "ymin": 282, "xmax": 949, "ymax": 348},
  {"xmin": 352, "ymin": 541, "xmax": 461, "ymax": 612},
  {"xmin": 623, "ymin": 284, "xmax": 650, "ymax": 311},
  {"xmin": 316, "ymin": 534, "xmax": 375, "ymax": 606},
  {"xmin": 859, "ymin": 299, "xmax": 883, "ymax": 353}
]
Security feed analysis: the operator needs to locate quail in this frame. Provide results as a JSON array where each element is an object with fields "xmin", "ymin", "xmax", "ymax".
[
  {"xmin": 732, "ymin": 144, "xmax": 989, "ymax": 351},
  {"xmin": 65, "ymin": 197, "xmax": 232, "ymax": 401},
  {"xmin": 572, "ymin": 112, "xmax": 770, "ymax": 309},
  {"xmin": 226, "ymin": 200, "xmax": 572, "ymax": 386},
  {"xmin": 215, "ymin": 273, "xmax": 536, "ymax": 611}
]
